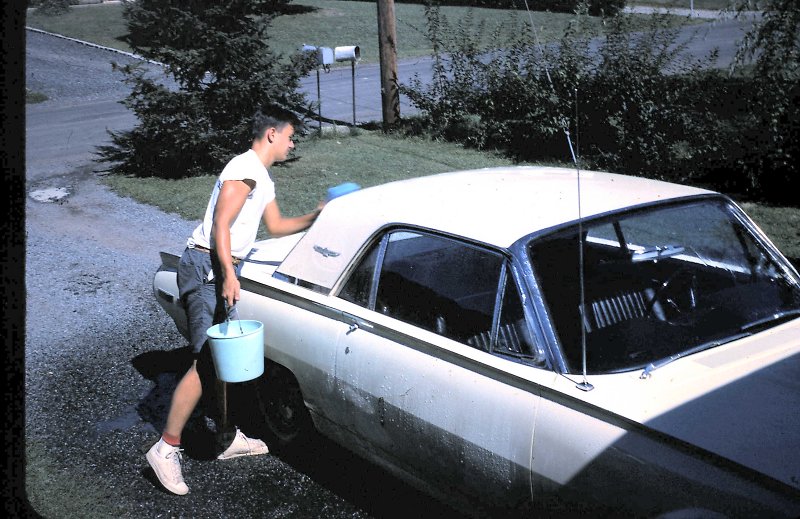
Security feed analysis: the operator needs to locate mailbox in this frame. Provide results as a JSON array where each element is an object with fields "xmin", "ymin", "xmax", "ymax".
[
  {"xmin": 334, "ymin": 46, "xmax": 360, "ymax": 63},
  {"xmin": 302, "ymin": 43, "xmax": 362, "ymax": 128},
  {"xmin": 301, "ymin": 44, "xmax": 334, "ymax": 67}
]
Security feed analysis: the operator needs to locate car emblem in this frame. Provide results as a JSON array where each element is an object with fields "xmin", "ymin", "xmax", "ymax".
[{"xmin": 313, "ymin": 245, "xmax": 340, "ymax": 258}]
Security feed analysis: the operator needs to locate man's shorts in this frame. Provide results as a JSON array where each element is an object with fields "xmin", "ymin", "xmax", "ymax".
[{"xmin": 177, "ymin": 247, "xmax": 243, "ymax": 355}]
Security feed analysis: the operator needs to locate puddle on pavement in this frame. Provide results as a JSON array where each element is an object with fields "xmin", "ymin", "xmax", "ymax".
[
  {"xmin": 95, "ymin": 407, "xmax": 142, "ymax": 434},
  {"xmin": 30, "ymin": 186, "xmax": 69, "ymax": 202}
]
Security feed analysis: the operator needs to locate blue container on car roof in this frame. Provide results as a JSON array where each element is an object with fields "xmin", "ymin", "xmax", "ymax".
[{"xmin": 326, "ymin": 182, "xmax": 361, "ymax": 202}]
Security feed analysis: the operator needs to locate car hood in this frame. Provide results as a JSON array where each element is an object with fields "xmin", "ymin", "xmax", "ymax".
[{"xmin": 577, "ymin": 319, "xmax": 800, "ymax": 491}]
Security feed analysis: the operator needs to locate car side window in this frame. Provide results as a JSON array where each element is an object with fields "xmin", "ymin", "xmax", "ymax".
[
  {"xmin": 339, "ymin": 230, "xmax": 545, "ymax": 364},
  {"xmin": 339, "ymin": 241, "xmax": 381, "ymax": 307},
  {"xmin": 343, "ymin": 230, "xmax": 530, "ymax": 346},
  {"xmin": 464, "ymin": 270, "xmax": 542, "ymax": 361},
  {"xmin": 372, "ymin": 232, "xmax": 504, "ymax": 344}
]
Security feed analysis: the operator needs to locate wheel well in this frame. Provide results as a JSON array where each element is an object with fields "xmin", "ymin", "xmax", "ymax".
[
  {"xmin": 258, "ymin": 360, "xmax": 314, "ymax": 450},
  {"xmin": 264, "ymin": 360, "xmax": 301, "ymax": 388}
]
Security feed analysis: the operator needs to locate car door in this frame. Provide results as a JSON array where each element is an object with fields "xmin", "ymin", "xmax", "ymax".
[
  {"xmin": 333, "ymin": 229, "xmax": 542, "ymax": 508},
  {"xmin": 237, "ymin": 278, "xmax": 345, "ymax": 423}
]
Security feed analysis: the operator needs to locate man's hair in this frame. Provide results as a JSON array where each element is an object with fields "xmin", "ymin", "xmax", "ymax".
[{"xmin": 252, "ymin": 107, "xmax": 302, "ymax": 140}]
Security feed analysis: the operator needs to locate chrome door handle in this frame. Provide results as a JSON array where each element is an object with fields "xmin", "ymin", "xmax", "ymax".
[{"xmin": 343, "ymin": 312, "xmax": 372, "ymax": 335}]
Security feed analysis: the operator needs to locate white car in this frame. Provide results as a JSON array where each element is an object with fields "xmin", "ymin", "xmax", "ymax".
[{"xmin": 154, "ymin": 167, "xmax": 800, "ymax": 517}]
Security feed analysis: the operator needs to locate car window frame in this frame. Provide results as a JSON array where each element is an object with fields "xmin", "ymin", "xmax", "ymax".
[
  {"xmin": 517, "ymin": 194, "xmax": 800, "ymax": 375},
  {"xmin": 334, "ymin": 225, "xmax": 548, "ymax": 367}
]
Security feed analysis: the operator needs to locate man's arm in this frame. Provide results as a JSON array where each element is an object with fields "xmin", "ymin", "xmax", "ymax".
[
  {"xmin": 212, "ymin": 179, "xmax": 253, "ymax": 308},
  {"xmin": 262, "ymin": 198, "xmax": 323, "ymax": 238}
]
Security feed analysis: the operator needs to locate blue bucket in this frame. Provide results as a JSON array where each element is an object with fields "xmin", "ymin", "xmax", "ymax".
[{"xmin": 206, "ymin": 319, "xmax": 265, "ymax": 383}]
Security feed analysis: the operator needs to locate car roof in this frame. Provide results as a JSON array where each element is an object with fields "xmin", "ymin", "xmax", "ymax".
[{"xmin": 277, "ymin": 166, "xmax": 714, "ymax": 289}]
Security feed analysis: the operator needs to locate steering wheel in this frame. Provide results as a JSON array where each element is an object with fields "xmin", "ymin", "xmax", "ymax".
[{"xmin": 645, "ymin": 268, "xmax": 698, "ymax": 324}]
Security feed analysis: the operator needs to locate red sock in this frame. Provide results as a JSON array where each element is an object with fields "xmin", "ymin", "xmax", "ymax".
[{"xmin": 162, "ymin": 432, "xmax": 181, "ymax": 447}]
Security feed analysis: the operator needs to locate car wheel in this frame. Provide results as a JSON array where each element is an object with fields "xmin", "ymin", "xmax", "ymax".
[{"xmin": 258, "ymin": 363, "xmax": 313, "ymax": 449}]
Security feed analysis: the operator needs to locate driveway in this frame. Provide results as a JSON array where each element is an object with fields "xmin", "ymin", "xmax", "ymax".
[{"xmin": 22, "ymin": 28, "xmax": 460, "ymax": 519}]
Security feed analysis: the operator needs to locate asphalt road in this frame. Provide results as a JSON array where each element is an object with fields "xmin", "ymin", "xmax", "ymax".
[{"xmin": 20, "ymin": 10, "xmax": 758, "ymax": 518}]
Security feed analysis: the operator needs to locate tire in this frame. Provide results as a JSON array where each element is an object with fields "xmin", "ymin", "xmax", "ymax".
[{"xmin": 258, "ymin": 363, "xmax": 314, "ymax": 450}]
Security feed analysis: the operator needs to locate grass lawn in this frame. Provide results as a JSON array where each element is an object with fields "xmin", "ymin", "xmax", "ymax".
[
  {"xmin": 26, "ymin": 0, "xmax": 703, "ymax": 64},
  {"xmin": 739, "ymin": 203, "xmax": 800, "ymax": 262},
  {"xmin": 26, "ymin": 88, "xmax": 48, "ymax": 104},
  {"xmin": 26, "ymin": 2, "xmax": 132, "ymax": 52},
  {"xmin": 268, "ymin": 0, "xmax": 620, "ymax": 63},
  {"xmin": 103, "ymin": 129, "xmax": 534, "ymax": 225},
  {"xmin": 628, "ymin": 0, "xmax": 736, "ymax": 9}
]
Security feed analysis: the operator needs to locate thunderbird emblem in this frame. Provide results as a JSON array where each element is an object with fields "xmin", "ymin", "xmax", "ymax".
[{"xmin": 313, "ymin": 245, "xmax": 340, "ymax": 258}]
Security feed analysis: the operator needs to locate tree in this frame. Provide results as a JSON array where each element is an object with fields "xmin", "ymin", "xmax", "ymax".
[
  {"xmin": 732, "ymin": 0, "xmax": 799, "ymax": 76},
  {"xmin": 98, "ymin": 0, "xmax": 313, "ymax": 179}
]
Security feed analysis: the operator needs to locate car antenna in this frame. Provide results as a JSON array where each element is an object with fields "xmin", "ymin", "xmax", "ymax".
[{"xmin": 520, "ymin": 0, "xmax": 593, "ymax": 391}]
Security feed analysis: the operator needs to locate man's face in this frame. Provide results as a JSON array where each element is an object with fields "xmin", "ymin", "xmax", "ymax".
[{"xmin": 272, "ymin": 124, "xmax": 295, "ymax": 162}]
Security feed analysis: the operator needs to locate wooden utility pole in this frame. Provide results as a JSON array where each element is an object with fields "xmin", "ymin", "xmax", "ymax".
[{"xmin": 376, "ymin": 0, "xmax": 399, "ymax": 130}]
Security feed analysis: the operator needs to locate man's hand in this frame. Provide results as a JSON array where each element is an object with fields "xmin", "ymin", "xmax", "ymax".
[
  {"xmin": 263, "ymin": 198, "xmax": 326, "ymax": 237},
  {"xmin": 221, "ymin": 274, "xmax": 240, "ymax": 309}
]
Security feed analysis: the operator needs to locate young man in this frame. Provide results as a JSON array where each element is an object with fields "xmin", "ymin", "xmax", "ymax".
[{"xmin": 146, "ymin": 110, "xmax": 322, "ymax": 495}]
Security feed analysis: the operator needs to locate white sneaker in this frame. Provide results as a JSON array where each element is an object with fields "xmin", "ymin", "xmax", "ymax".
[
  {"xmin": 146, "ymin": 440, "xmax": 189, "ymax": 495},
  {"xmin": 217, "ymin": 428, "xmax": 269, "ymax": 460}
]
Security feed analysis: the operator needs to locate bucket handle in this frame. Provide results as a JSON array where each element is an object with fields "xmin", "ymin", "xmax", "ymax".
[{"xmin": 224, "ymin": 301, "xmax": 244, "ymax": 335}]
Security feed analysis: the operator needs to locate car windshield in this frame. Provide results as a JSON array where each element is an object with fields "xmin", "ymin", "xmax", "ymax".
[{"xmin": 527, "ymin": 198, "xmax": 800, "ymax": 374}]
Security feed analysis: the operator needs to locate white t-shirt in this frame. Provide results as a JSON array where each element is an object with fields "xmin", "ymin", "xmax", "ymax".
[{"xmin": 188, "ymin": 149, "xmax": 276, "ymax": 258}]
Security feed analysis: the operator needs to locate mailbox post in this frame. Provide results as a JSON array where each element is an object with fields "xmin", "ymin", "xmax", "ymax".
[
  {"xmin": 302, "ymin": 44, "xmax": 334, "ymax": 134},
  {"xmin": 377, "ymin": 0, "xmax": 399, "ymax": 129},
  {"xmin": 334, "ymin": 46, "xmax": 361, "ymax": 126}
]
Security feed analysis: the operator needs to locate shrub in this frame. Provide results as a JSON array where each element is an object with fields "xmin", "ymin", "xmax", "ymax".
[
  {"xmin": 576, "ymin": 14, "xmax": 724, "ymax": 182},
  {"xmin": 725, "ymin": 0, "xmax": 800, "ymax": 204},
  {"xmin": 331, "ymin": 0, "xmax": 625, "ymax": 16},
  {"xmin": 34, "ymin": 0, "xmax": 71, "ymax": 15},
  {"xmin": 401, "ymin": 3, "xmax": 798, "ymax": 204}
]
